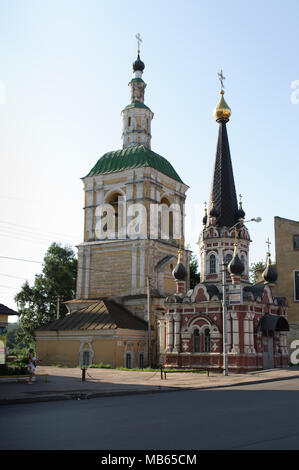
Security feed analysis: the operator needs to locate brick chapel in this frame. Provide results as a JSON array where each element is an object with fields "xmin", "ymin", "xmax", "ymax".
[{"xmin": 36, "ymin": 47, "xmax": 290, "ymax": 372}]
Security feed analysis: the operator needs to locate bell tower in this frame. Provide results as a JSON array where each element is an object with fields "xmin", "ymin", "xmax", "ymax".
[{"xmin": 70, "ymin": 38, "xmax": 189, "ymax": 348}]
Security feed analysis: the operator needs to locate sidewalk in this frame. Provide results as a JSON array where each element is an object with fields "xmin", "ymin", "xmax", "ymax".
[{"xmin": 1, "ymin": 366, "xmax": 299, "ymax": 405}]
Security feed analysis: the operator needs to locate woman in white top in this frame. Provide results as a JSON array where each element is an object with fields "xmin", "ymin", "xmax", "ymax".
[{"xmin": 28, "ymin": 348, "xmax": 37, "ymax": 384}]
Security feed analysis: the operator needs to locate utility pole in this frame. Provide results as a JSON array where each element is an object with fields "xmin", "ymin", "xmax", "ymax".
[
  {"xmin": 221, "ymin": 254, "xmax": 229, "ymax": 376},
  {"xmin": 147, "ymin": 276, "xmax": 151, "ymax": 368},
  {"xmin": 56, "ymin": 295, "xmax": 60, "ymax": 320}
]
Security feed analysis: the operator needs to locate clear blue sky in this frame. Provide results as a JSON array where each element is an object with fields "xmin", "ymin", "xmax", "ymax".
[{"xmin": 1, "ymin": 0, "xmax": 298, "ymax": 320}]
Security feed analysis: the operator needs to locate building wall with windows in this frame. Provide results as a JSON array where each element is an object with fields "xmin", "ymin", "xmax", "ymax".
[
  {"xmin": 36, "ymin": 329, "xmax": 148, "ymax": 369},
  {"xmin": 275, "ymin": 216, "xmax": 299, "ymax": 351}
]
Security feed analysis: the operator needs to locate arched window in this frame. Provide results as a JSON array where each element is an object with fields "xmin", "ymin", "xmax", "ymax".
[
  {"xmin": 139, "ymin": 353, "xmax": 144, "ymax": 369},
  {"xmin": 241, "ymin": 254, "xmax": 246, "ymax": 272},
  {"xmin": 83, "ymin": 351, "xmax": 91, "ymax": 367},
  {"xmin": 225, "ymin": 253, "xmax": 233, "ymax": 265},
  {"xmin": 193, "ymin": 329, "xmax": 200, "ymax": 352},
  {"xmin": 204, "ymin": 329, "xmax": 211, "ymax": 353},
  {"xmin": 126, "ymin": 353, "xmax": 132, "ymax": 369},
  {"xmin": 209, "ymin": 254, "xmax": 216, "ymax": 274}
]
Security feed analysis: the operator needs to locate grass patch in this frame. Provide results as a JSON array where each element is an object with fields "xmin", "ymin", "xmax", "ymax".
[{"xmin": 88, "ymin": 362, "xmax": 113, "ymax": 369}]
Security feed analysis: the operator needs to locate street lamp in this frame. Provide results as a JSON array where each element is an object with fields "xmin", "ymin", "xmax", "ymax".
[{"xmin": 221, "ymin": 217, "xmax": 262, "ymax": 376}]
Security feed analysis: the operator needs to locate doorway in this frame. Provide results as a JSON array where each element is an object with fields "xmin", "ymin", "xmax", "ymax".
[{"xmin": 262, "ymin": 335, "xmax": 274, "ymax": 369}]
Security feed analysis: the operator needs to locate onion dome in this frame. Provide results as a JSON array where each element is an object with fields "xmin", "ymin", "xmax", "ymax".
[
  {"xmin": 228, "ymin": 234, "xmax": 244, "ymax": 275},
  {"xmin": 237, "ymin": 201, "xmax": 245, "ymax": 219},
  {"xmin": 133, "ymin": 53, "xmax": 145, "ymax": 73},
  {"xmin": 228, "ymin": 252, "xmax": 244, "ymax": 275},
  {"xmin": 172, "ymin": 248, "xmax": 186, "ymax": 280},
  {"xmin": 202, "ymin": 207, "xmax": 208, "ymax": 225},
  {"xmin": 213, "ymin": 90, "xmax": 231, "ymax": 122},
  {"xmin": 209, "ymin": 199, "xmax": 219, "ymax": 218},
  {"xmin": 262, "ymin": 252, "xmax": 277, "ymax": 283}
]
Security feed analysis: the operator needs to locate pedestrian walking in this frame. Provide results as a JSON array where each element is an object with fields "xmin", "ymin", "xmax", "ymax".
[{"xmin": 28, "ymin": 348, "xmax": 37, "ymax": 384}]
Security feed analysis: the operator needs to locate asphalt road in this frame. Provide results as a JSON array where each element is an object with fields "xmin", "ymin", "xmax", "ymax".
[{"xmin": 2, "ymin": 378, "xmax": 299, "ymax": 450}]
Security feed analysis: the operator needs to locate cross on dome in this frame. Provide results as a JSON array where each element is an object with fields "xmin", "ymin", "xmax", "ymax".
[
  {"xmin": 218, "ymin": 69, "xmax": 226, "ymax": 91},
  {"xmin": 136, "ymin": 33, "xmax": 142, "ymax": 54}
]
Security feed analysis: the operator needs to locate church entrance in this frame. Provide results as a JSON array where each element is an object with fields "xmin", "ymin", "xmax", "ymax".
[{"xmin": 262, "ymin": 335, "xmax": 274, "ymax": 369}]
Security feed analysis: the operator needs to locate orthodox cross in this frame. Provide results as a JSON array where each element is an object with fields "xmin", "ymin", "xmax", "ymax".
[
  {"xmin": 239, "ymin": 193, "xmax": 242, "ymax": 202},
  {"xmin": 266, "ymin": 237, "xmax": 271, "ymax": 252},
  {"xmin": 136, "ymin": 33, "xmax": 142, "ymax": 54},
  {"xmin": 218, "ymin": 69, "xmax": 225, "ymax": 91}
]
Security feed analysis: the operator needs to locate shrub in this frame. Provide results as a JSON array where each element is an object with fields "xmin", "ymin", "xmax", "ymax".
[{"xmin": 0, "ymin": 364, "xmax": 29, "ymax": 376}]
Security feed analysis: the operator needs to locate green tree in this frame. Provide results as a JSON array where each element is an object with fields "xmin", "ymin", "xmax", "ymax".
[
  {"xmin": 190, "ymin": 252, "xmax": 201, "ymax": 289},
  {"xmin": 15, "ymin": 243, "xmax": 77, "ymax": 344},
  {"xmin": 249, "ymin": 261, "xmax": 265, "ymax": 284},
  {"xmin": 6, "ymin": 322, "xmax": 29, "ymax": 351}
]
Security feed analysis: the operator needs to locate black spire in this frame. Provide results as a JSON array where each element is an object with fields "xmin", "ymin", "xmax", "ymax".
[{"xmin": 209, "ymin": 120, "xmax": 238, "ymax": 227}]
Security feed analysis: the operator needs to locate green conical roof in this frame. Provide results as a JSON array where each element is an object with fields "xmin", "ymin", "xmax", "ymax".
[{"xmin": 85, "ymin": 145, "xmax": 184, "ymax": 183}]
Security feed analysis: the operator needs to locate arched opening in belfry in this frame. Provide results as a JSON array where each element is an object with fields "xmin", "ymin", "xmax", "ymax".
[
  {"xmin": 105, "ymin": 191, "xmax": 123, "ymax": 238},
  {"xmin": 161, "ymin": 196, "xmax": 174, "ymax": 240}
]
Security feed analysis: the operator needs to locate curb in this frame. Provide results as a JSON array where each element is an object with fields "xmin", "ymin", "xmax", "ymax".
[{"xmin": 1, "ymin": 373, "xmax": 299, "ymax": 405}]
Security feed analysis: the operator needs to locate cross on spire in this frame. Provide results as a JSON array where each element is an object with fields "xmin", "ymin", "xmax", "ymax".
[
  {"xmin": 266, "ymin": 237, "xmax": 271, "ymax": 252},
  {"xmin": 218, "ymin": 69, "xmax": 225, "ymax": 91},
  {"xmin": 136, "ymin": 33, "xmax": 142, "ymax": 54}
]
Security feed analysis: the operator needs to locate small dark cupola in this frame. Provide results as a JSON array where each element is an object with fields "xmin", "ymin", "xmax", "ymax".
[
  {"xmin": 172, "ymin": 241, "xmax": 186, "ymax": 281},
  {"xmin": 237, "ymin": 194, "xmax": 245, "ymax": 220},
  {"xmin": 228, "ymin": 229, "xmax": 244, "ymax": 275},
  {"xmin": 209, "ymin": 199, "xmax": 219, "ymax": 219},
  {"xmin": 133, "ymin": 53, "xmax": 145, "ymax": 73},
  {"xmin": 262, "ymin": 240, "xmax": 277, "ymax": 283},
  {"xmin": 202, "ymin": 202, "xmax": 208, "ymax": 225}
]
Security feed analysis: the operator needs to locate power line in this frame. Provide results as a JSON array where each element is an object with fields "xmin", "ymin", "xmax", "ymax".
[
  {"xmin": 0, "ymin": 273, "xmax": 34, "ymax": 280},
  {"xmin": 0, "ymin": 252, "xmax": 180, "ymax": 279},
  {"xmin": 0, "ymin": 255, "xmax": 42, "ymax": 264},
  {"xmin": 0, "ymin": 220, "xmax": 79, "ymax": 240}
]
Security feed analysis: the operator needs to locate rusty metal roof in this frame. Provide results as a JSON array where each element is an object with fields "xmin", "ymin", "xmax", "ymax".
[{"xmin": 36, "ymin": 299, "xmax": 148, "ymax": 331}]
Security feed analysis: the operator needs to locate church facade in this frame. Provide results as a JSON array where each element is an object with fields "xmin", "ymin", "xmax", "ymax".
[
  {"xmin": 36, "ymin": 48, "xmax": 289, "ymax": 372},
  {"xmin": 163, "ymin": 87, "xmax": 289, "ymax": 372}
]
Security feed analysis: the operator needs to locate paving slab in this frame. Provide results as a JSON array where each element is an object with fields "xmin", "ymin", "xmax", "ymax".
[{"xmin": 1, "ymin": 366, "xmax": 299, "ymax": 405}]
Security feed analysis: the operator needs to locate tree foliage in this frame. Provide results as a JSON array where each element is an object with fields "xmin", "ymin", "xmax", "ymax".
[
  {"xmin": 190, "ymin": 252, "xmax": 201, "ymax": 289},
  {"xmin": 15, "ymin": 243, "xmax": 77, "ymax": 344},
  {"xmin": 249, "ymin": 260, "xmax": 265, "ymax": 284}
]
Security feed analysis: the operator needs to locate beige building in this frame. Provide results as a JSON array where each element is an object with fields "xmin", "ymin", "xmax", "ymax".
[
  {"xmin": 275, "ymin": 216, "xmax": 299, "ymax": 352},
  {"xmin": 0, "ymin": 304, "xmax": 18, "ymax": 364},
  {"xmin": 36, "ymin": 300, "xmax": 148, "ymax": 368}
]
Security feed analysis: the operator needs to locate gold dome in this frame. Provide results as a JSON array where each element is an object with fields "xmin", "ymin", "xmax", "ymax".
[{"xmin": 213, "ymin": 90, "xmax": 231, "ymax": 121}]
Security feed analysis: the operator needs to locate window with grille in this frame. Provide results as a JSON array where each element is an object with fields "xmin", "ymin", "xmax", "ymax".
[
  {"xmin": 209, "ymin": 254, "xmax": 216, "ymax": 274},
  {"xmin": 204, "ymin": 329, "xmax": 211, "ymax": 353},
  {"xmin": 193, "ymin": 330, "xmax": 201, "ymax": 352}
]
